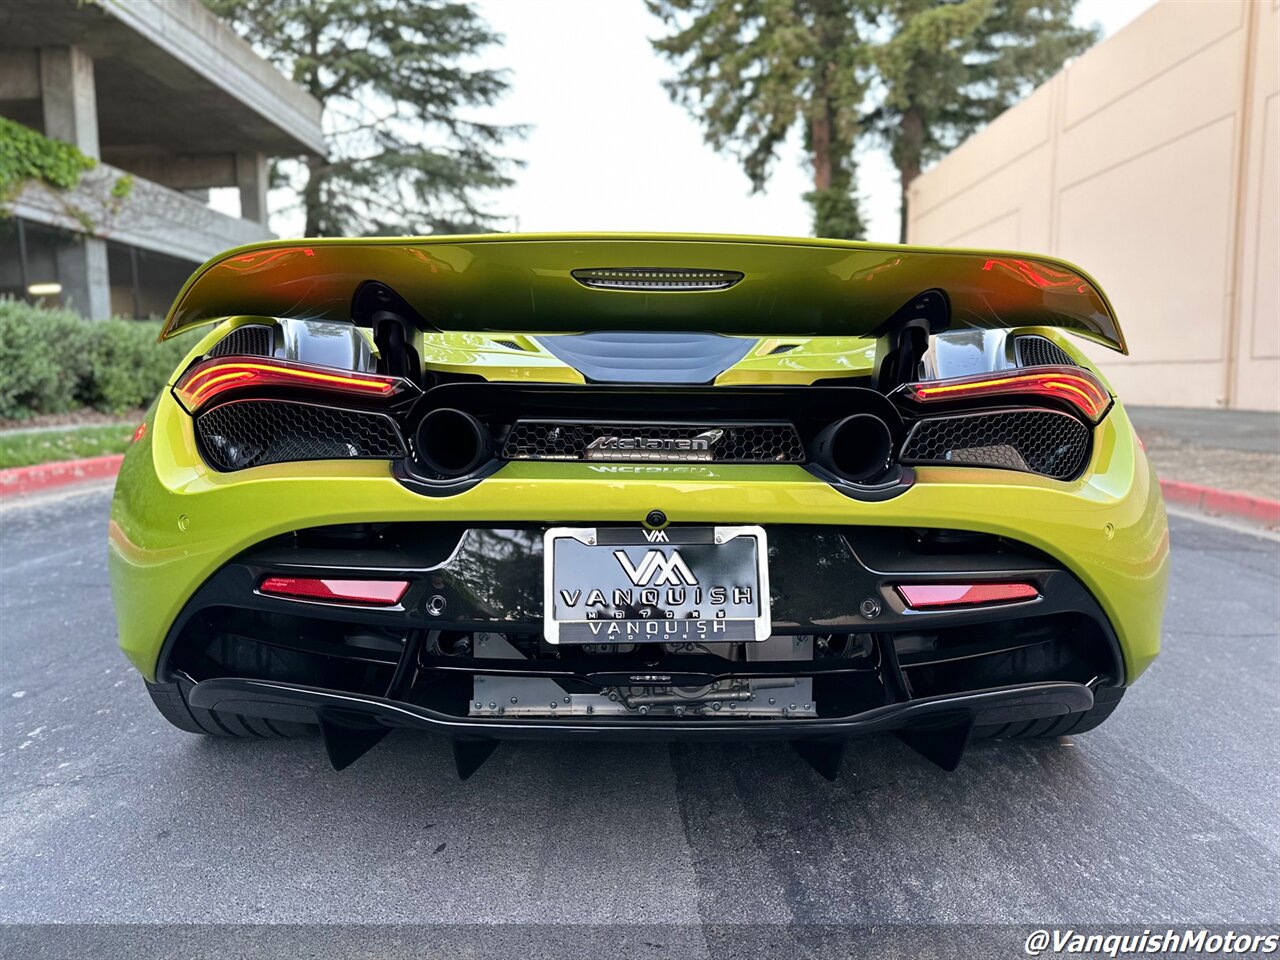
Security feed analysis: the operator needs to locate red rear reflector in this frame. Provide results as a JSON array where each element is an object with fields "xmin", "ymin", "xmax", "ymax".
[
  {"xmin": 175, "ymin": 357, "xmax": 406, "ymax": 412},
  {"xmin": 259, "ymin": 576, "xmax": 409, "ymax": 606},
  {"xmin": 132, "ymin": 422, "xmax": 147, "ymax": 443},
  {"xmin": 902, "ymin": 366, "xmax": 1110, "ymax": 422},
  {"xmin": 897, "ymin": 583, "xmax": 1039, "ymax": 609}
]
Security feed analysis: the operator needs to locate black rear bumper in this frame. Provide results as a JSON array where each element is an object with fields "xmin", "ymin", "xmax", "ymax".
[{"xmin": 160, "ymin": 522, "xmax": 1125, "ymax": 776}]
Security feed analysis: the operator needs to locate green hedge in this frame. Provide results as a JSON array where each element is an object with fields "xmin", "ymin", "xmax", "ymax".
[{"xmin": 0, "ymin": 299, "xmax": 190, "ymax": 420}]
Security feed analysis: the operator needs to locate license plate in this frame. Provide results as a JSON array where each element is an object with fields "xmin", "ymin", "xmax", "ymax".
[{"xmin": 543, "ymin": 526, "xmax": 771, "ymax": 644}]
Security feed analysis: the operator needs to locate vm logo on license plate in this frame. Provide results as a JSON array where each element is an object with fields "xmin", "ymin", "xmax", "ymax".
[{"xmin": 613, "ymin": 548, "xmax": 698, "ymax": 587}]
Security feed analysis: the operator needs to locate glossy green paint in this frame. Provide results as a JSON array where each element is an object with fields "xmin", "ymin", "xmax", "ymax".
[
  {"xmin": 159, "ymin": 233, "xmax": 1127, "ymax": 352},
  {"xmin": 110, "ymin": 375, "xmax": 1168, "ymax": 685},
  {"xmin": 420, "ymin": 333, "xmax": 586, "ymax": 384}
]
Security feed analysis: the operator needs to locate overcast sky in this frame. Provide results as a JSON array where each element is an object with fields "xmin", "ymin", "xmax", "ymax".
[{"xmin": 246, "ymin": 0, "xmax": 1158, "ymax": 242}]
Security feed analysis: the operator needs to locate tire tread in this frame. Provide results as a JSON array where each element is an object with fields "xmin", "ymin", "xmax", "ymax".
[
  {"xmin": 973, "ymin": 687, "xmax": 1125, "ymax": 740},
  {"xmin": 145, "ymin": 679, "xmax": 313, "ymax": 739}
]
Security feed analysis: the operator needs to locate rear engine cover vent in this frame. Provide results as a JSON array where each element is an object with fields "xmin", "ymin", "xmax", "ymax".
[
  {"xmin": 768, "ymin": 343, "xmax": 801, "ymax": 355},
  {"xmin": 571, "ymin": 267, "xmax": 743, "ymax": 292},
  {"xmin": 1015, "ymin": 335, "xmax": 1077, "ymax": 368},
  {"xmin": 491, "ymin": 338, "xmax": 524, "ymax": 351},
  {"xmin": 208, "ymin": 324, "xmax": 273, "ymax": 358},
  {"xmin": 538, "ymin": 331, "xmax": 756, "ymax": 384}
]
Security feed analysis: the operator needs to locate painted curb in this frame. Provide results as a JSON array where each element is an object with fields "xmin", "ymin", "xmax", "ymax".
[
  {"xmin": 0, "ymin": 455, "xmax": 1277, "ymax": 527},
  {"xmin": 0, "ymin": 454, "xmax": 124, "ymax": 499},
  {"xmin": 1159, "ymin": 479, "xmax": 1280, "ymax": 527}
]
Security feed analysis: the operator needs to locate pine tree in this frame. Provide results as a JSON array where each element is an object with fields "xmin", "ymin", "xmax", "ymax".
[
  {"xmin": 204, "ymin": 0, "xmax": 523, "ymax": 236},
  {"xmin": 648, "ymin": 0, "xmax": 870, "ymax": 240},
  {"xmin": 869, "ymin": 0, "xmax": 1096, "ymax": 241},
  {"xmin": 650, "ymin": 0, "xmax": 1096, "ymax": 242}
]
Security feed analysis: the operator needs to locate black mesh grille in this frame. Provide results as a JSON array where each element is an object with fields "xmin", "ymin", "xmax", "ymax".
[
  {"xmin": 491, "ymin": 338, "xmax": 523, "ymax": 351},
  {"xmin": 901, "ymin": 410, "xmax": 1090, "ymax": 479},
  {"xmin": 1015, "ymin": 335, "xmax": 1077, "ymax": 368},
  {"xmin": 195, "ymin": 400, "xmax": 405, "ymax": 471},
  {"xmin": 768, "ymin": 343, "xmax": 801, "ymax": 355},
  {"xmin": 208, "ymin": 325, "xmax": 273, "ymax": 358},
  {"xmin": 502, "ymin": 421, "xmax": 805, "ymax": 463}
]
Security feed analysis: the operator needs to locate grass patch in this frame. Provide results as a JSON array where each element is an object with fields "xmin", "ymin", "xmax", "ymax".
[{"xmin": 0, "ymin": 423, "xmax": 136, "ymax": 469}]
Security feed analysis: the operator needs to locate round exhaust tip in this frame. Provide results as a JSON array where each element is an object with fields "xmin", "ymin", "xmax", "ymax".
[
  {"xmin": 811, "ymin": 414, "xmax": 894, "ymax": 484},
  {"xmin": 415, "ymin": 408, "xmax": 492, "ymax": 478}
]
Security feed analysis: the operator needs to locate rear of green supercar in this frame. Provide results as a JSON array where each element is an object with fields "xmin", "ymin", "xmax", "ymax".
[{"xmin": 109, "ymin": 234, "xmax": 1168, "ymax": 778}]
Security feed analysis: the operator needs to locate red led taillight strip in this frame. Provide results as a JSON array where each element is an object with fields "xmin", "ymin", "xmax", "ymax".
[
  {"xmin": 174, "ymin": 357, "xmax": 408, "ymax": 413},
  {"xmin": 900, "ymin": 366, "xmax": 1110, "ymax": 422},
  {"xmin": 259, "ymin": 576, "xmax": 409, "ymax": 606},
  {"xmin": 897, "ymin": 583, "xmax": 1039, "ymax": 609}
]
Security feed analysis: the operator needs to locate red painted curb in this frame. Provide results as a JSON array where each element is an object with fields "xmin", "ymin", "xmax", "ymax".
[
  {"xmin": 0, "ymin": 454, "xmax": 124, "ymax": 499},
  {"xmin": 1160, "ymin": 479, "xmax": 1280, "ymax": 527}
]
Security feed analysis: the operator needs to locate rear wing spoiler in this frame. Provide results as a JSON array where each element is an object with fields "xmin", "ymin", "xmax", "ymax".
[{"xmin": 160, "ymin": 233, "xmax": 1126, "ymax": 354}]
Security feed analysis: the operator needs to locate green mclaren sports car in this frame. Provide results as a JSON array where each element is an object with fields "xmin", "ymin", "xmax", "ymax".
[{"xmin": 109, "ymin": 233, "xmax": 1168, "ymax": 779}]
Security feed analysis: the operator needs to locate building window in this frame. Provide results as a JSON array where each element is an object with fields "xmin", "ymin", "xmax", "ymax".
[
  {"xmin": 0, "ymin": 219, "xmax": 81, "ymax": 309},
  {"xmin": 0, "ymin": 219, "xmax": 22, "ymax": 302},
  {"xmin": 135, "ymin": 247, "xmax": 198, "ymax": 319},
  {"xmin": 106, "ymin": 240, "xmax": 198, "ymax": 319}
]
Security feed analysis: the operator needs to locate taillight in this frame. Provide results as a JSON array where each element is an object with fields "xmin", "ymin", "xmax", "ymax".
[
  {"xmin": 900, "ymin": 366, "xmax": 1110, "ymax": 422},
  {"xmin": 259, "ymin": 576, "xmax": 409, "ymax": 606},
  {"xmin": 897, "ymin": 582, "xmax": 1039, "ymax": 609},
  {"xmin": 174, "ymin": 357, "xmax": 409, "ymax": 413}
]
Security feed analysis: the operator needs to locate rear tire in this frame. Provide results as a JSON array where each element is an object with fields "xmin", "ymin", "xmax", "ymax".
[
  {"xmin": 973, "ymin": 686, "xmax": 1124, "ymax": 740},
  {"xmin": 145, "ymin": 677, "xmax": 315, "ymax": 739}
]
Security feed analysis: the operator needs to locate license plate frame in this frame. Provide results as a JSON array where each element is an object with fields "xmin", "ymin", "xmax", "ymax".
[{"xmin": 543, "ymin": 526, "xmax": 771, "ymax": 645}]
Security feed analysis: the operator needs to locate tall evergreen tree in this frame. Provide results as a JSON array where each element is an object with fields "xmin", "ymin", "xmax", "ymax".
[
  {"xmin": 648, "ymin": 0, "xmax": 870, "ymax": 240},
  {"xmin": 649, "ymin": 0, "xmax": 1096, "ymax": 242},
  {"xmin": 868, "ymin": 0, "xmax": 1096, "ymax": 241},
  {"xmin": 204, "ymin": 0, "xmax": 522, "ymax": 236}
]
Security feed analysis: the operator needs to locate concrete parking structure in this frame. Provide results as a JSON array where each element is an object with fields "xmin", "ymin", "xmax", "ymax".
[{"xmin": 0, "ymin": 0, "xmax": 324, "ymax": 317}]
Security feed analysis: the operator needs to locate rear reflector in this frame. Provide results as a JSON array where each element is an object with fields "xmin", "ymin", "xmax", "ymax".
[
  {"xmin": 259, "ymin": 576, "xmax": 409, "ymax": 606},
  {"xmin": 175, "ymin": 357, "xmax": 408, "ymax": 413},
  {"xmin": 897, "ymin": 583, "xmax": 1039, "ymax": 609},
  {"xmin": 901, "ymin": 366, "xmax": 1110, "ymax": 422}
]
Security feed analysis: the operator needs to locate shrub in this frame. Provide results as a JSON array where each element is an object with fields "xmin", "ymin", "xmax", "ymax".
[
  {"xmin": 0, "ymin": 300, "xmax": 93, "ymax": 419},
  {"xmin": 80, "ymin": 317, "xmax": 188, "ymax": 414},
  {"xmin": 0, "ymin": 299, "xmax": 189, "ymax": 420}
]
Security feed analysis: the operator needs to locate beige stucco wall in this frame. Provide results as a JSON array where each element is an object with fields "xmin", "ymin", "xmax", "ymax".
[{"xmin": 906, "ymin": 0, "xmax": 1278, "ymax": 411}]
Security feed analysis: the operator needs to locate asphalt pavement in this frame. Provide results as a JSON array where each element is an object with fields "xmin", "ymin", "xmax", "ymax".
[{"xmin": 1, "ymin": 486, "xmax": 1277, "ymax": 958}]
